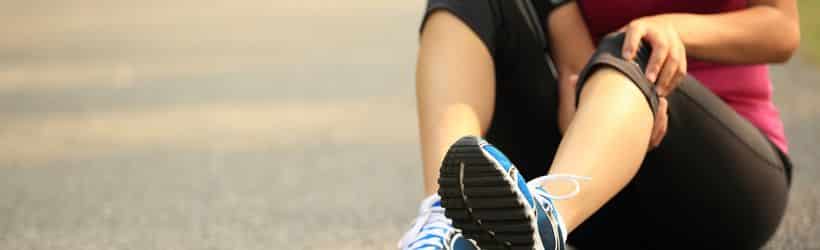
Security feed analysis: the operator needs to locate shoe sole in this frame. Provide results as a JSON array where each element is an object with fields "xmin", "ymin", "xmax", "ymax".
[{"xmin": 438, "ymin": 136, "xmax": 538, "ymax": 250}]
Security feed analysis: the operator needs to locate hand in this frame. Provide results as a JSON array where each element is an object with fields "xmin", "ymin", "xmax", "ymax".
[{"xmin": 620, "ymin": 16, "xmax": 687, "ymax": 97}]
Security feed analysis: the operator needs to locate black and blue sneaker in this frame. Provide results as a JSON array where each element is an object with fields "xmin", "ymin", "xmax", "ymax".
[
  {"xmin": 398, "ymin": 194, "xmax": 479, "ymax": 250},
  {"xmin": 438, "ymin": 136, "xmax": 589, "ymax": 250}
]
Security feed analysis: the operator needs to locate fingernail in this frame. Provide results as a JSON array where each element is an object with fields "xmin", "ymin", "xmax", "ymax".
[
  {"xmin": 654, "ymin": 86, "xmax": 662, "ymax": 95},
  {"xmin": 622, "ymin": 50, "xmax": 631, "ymax": 59},
  {"xmin": 647, "ymin": 72, "xmax": 657, "ymax": 82}
]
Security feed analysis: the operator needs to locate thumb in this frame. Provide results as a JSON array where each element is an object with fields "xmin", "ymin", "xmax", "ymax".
[
  {"xmin": 569, "ymin": 74, "xmax": 579, "ymax": 85},
  {"xmin": 566, "ymin": 74, "xmax": 579, "ymax": 91}
]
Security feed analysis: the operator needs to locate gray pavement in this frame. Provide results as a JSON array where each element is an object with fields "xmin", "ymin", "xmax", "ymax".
[{"xmin": 0, "ymin": 1, "xmax": 817, "ymax": 249}]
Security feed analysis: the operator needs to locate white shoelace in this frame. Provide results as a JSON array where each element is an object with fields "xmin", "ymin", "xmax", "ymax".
[
  {"xmin": 397, "ymin": 195, "xmax": 453, "ymax": 249},
  {"xmin": 527, "ymin": 174, "xmax": 590, "ymax": 240},
  {"xmin": 527, "ymin": 174, "xmax": 591, "ymax": 208},
  {"xmin": 527, "ymin": 174, "xmax": 592, "ymax": 217}
]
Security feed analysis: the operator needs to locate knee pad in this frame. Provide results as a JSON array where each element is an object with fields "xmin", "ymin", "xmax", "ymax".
[{"xmin": 575, "ymin": 32, "xmax": 659, "ymax": 115}]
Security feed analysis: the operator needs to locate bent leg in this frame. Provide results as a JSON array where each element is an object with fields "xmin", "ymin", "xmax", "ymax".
[
  {"xmin": 570, "ymin": 75, "xmax": 790, "ymax": 249},
  {"xmin": 570, "ymin": 76, "xmax": 790, "ymax": 249},
  {"xmin": 520, "ymin": 32, "xmax": 659, "ymax": 233},
  {"xmin": 544, "ymin": 66, "xmax": 655, "ymax": 232},
  {"xmin": 417, "ymin": 10, "xmax": 496, "ymax": 195}
]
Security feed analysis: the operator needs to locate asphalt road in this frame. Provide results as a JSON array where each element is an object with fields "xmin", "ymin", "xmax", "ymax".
[{"xmin": 0, "ymin": 1, "xmax": 817, "ymax": 249}]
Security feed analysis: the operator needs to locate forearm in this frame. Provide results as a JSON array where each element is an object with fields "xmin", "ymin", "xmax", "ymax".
[
  {"xmin": 547, "ymin": 3, "xmax": 595, "ymax": 132},
  {"xmin": 548, "ymin": 3, "xmax": 595, "ymax": 77},
  {"xmin": 656, "ymin": 6, "xmax": 799, "ymax": 64}
]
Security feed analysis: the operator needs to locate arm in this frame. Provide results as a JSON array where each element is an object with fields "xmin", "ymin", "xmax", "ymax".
[
  {"xmin": 546, "ymin": 3, "xmax": 595, "ymax": 133},
  {"xmin": 626, "ymin": 0, "xmax": 800, "ymax": 64},
  {"xmin": 619, "ymin": 0, "xmax": 798, "ymax": 97}
]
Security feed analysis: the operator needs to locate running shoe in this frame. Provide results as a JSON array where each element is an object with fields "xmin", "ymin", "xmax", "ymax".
[
  {"xmin": 398, "ymin": 194, "xmax": 479, "ymax": 250},
  {"xmin": 438, "ymin": 136, "xmax": 588, "ymax": 250}
]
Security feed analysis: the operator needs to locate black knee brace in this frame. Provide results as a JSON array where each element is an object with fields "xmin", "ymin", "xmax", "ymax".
[{"xmin": 575, "ymin": 32, "xmax": 660, "ymax": 116}]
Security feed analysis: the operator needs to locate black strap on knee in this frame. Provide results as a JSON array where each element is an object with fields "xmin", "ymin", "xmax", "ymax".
[{"xmin": 574, "ymin": 32, "xmax": 660, "ymax": 116}]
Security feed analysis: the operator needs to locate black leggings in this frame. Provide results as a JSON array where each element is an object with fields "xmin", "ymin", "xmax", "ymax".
[{"xmin": 421, "ymin": 0, "xmax": 792, "ymax": 249}]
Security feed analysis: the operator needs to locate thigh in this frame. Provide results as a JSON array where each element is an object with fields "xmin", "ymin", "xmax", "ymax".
[{"xmin": 570, "ymin": 76, "xmax": 791, "ymax": 249}]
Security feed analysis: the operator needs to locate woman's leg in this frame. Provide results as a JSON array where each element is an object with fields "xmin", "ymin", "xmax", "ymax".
[
  {"xmin": 549, "ymin": 35, "xmax": 791, "ymax": 249},
  {"xmin": 544, "ymin": 66, "xmax": 655, "ymax": 232},
  {"xmin": 569, "ymin": 75, "xmax": 790, "ymax": 249},
  {"xmin": 478, "ymin": 32, "xmax": 657, "ymax": 233},
  {"xmin": 417, "ymin": 10, "xmax": 496, "ymax": 196}
]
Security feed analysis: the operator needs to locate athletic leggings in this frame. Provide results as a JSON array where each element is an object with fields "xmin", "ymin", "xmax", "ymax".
[{"xmin": 421, "ymin": 0, "xmax": 793, "ymax": 249}]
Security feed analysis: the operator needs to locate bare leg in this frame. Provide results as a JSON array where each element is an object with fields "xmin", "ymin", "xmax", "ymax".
[
  {"xmin": 545, "ymin": 68, "xmax": 654, "ymax": 232},
  {"xmin": 416, "ymin": 11, "xmax": 496, "ymax": 196}
]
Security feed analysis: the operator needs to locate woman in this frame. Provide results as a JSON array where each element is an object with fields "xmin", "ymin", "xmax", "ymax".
[{"xmin": 398, "ymin": 0, "xmax": 798, "ymax": 249}]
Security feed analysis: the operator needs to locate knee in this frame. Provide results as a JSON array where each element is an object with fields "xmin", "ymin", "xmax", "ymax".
[{"xmin": 574, "ymin": 32, "xmax": 659, "ymax": 116}]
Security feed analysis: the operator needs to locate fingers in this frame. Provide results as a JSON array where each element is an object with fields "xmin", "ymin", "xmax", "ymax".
[
  {"xmin": 673, "ymin": 43, "xmax": 688, "ymax": 91},
  {"xmin": 655, "ymin": 49, "xmax": 677, "ymax": 96},
  {"xmin": 622, "ymin": 20, "xmax": 688, "ymax": 97},
  {"xmin": 655, "ymin": 32, "xmax": 686, "ymax": 97},
  {"xmin": 568, "ymin": 74, "xmax": 579, "ymax": 86},
  {"xmin": 650, "ymin": 97, "xmax": 669, "ymax": 148},
  {"xmin": 622, "ymin": 22, "xmax": 646, "ymax": 61},
  {"xmin": 670, "ymin": 41, "xmax": 687, "ymax": 92},
  {"xmin": 642, "ymin": 28, "xmax": 669, "ymax": 84},
  {"xmin": 679, "ymin": 44, "xmax": 687, "ymax": 76}
]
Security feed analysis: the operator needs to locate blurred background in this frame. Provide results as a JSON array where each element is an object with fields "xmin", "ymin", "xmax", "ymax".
[{"xmin": 0, "ymin": 0, "xmax": 817, "ymax": 249}]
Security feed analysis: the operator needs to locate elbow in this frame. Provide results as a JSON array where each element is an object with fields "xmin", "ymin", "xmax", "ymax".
[
  {"xmin": 771, "ymin": 18, "xmax": 801, "ymax": 63},
  {"xmin": 771, "ymin": 39, "xmax": 798, "ymax": 64}
]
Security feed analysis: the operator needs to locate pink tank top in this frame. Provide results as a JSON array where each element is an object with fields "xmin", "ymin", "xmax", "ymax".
[{"xmin": 578, "ymin": 0, "xmax": 789, "ymax": 153}]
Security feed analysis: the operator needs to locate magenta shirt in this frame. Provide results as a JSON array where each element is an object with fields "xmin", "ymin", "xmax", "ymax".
[{"xmin": 578, "ymin": 0, "xmax": 789, "ymax": 153}]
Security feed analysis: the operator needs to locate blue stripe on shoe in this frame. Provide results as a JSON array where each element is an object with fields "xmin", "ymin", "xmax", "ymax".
[
  {"xmin": 533, "ymin": 188, "xmax": 567, "ymax": 250},
  {"xmin": 450, "ymin": 234, "xmax": 477, "ymax": 250},
  {"xmin": 411, "ymin": 234, "xmax": 446, "ymax": 249},
  {"xmin": 536, "ymin": 202, "xmax": 559, "ymax": 250},
  {"xmin": 411, "ymin": 243, "xmax": 444, "ymax": 250},
  {"xmin": 473, "ymin": 138, "xmax": 574, "ymax": 250},
  {"xmin": 481, "ymin": 144, "xmax": 513, "ymax": 171},
  {"xmin": 481, "ymin": 143, "xmax": 535, "ymax": 208},
  {"xmin": 420, "ymin": 226, "xmax": 451, "ymax": 232},
  {"xmin": 516, "ymin": 174, "xmax": 535, "ymax": 208}
]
